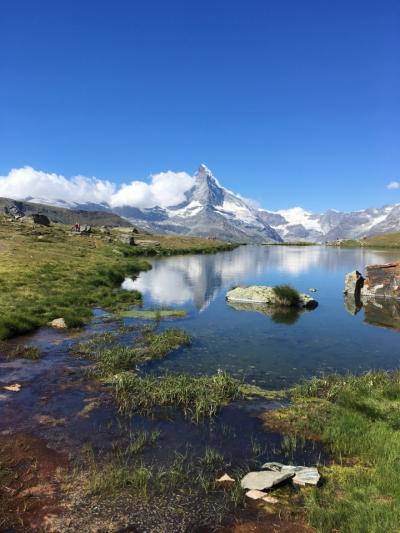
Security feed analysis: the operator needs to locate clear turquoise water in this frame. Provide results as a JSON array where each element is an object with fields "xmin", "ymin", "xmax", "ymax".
[{"xmin": 125, "ymin": 245, "xmax": 400, "ymax": 388}]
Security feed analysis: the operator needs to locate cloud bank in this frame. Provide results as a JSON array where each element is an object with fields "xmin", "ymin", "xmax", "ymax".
[
  {"xmin": 0, "ymin": 166, "xmax": 195, "ymax": 209},
  {"xmin": 387, "ymin": 181, "xmax": 400, "ymax": 190}
]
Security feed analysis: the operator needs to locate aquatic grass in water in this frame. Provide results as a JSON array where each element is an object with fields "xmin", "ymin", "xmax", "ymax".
[
  {"xmin": 111, "ymin": 370, "xmax": 242, "ymax": 422},
  {"xmin": 0, "ymin": 343, "xmax": 41, "ymax": 360},
  {"xmin": 118, "ymin": 309, "xmax": 187, "ymax": 320},
  {"xmin": 84, "ymin": 328, "xmax": 191, "ymax": 376}
]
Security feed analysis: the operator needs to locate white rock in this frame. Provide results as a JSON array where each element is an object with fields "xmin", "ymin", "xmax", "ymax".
[
  {"xmin": 216, "ymin": 473, "xmax": 235, "ymax": 483},
  {"xmin": 50, "ymin": 318, "xmax": 67, "ymax": 329},
  {"xmin": 262, "ymin": 495, "xmax": 279, "ymax": 504},
  {"xmin": 241, "ymin": 470, "xmax": 294, "ymax": 490},
  {"xmin": 245, "ymin": 489, "xmax": 267, "ymax": 500},
  {"xmin": 262, "ymin": 462, "xmax": 320, "ymax": 486},
  {"xmin": 226, "ymin": 286, "xmax": 317, "ymax": 309}
]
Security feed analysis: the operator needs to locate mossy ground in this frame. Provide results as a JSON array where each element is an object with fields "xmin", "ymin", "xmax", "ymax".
[
  {"xmin": 263, "ymin": 371, "xmax": 400, "ymax": 532},
  {"xmin": 0, "ymin": 216, "xmax": 236, "ymax": 340}
]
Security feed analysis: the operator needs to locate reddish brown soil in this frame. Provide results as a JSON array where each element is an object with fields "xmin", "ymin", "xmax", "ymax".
[{"xmin": 0, "ymin": 433, "xmax": 67, "ymax": 531}]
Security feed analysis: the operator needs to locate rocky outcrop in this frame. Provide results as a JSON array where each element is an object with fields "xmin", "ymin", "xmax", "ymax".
[
  {"xmin": 31, "ymin": 214, "xmax": 50, "ymax": 226},
  {"xmin": 226, "ymin": 285, "xmax": 318, "ymax": 309},
  {"xmin": 344, "ymin": 263, "xmax": 400, "ymax": 331},
  {"xmin": 344, "ymin": 263, "xmax": 400, "ymax": 300}
]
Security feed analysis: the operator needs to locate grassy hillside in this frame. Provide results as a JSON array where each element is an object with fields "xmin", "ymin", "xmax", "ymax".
[
  {"xmin": 0, "ymin": 216, "xmax": 237, "ymax": 339},
  {"xmin": 0, "ymin": 196, "xmax": 131, "ymax": 227},
  {"xmin": 336, "ymin": 232, "xmax": 400, "ymax": 249}
]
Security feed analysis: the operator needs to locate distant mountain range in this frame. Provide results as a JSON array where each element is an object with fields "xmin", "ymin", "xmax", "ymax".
[{"xmin": 4, "ymin": 164, "xmax": 400, "ymax": 243}]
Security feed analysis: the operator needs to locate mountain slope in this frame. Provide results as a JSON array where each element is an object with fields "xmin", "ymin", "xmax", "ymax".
[
  {"xmin": 0, "ymin": 197, "xmax": 131, "ymax": 227},
  {"xmin": 7, "ymin": 164, "xmax": 400, "ymax": 243},
  {"xmin": 114, "ymin": 165, "xmax": 283, "ymax": 243}
]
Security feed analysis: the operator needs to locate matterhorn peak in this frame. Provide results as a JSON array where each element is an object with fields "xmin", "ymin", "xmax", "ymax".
[{"xmin": 197, "ymin": 163, "xmax": 213, "ymax": 177}]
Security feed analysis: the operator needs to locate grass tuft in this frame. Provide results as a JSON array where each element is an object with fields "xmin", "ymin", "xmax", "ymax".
[
  {"xmin": 272, "ymin": 284, "xmax": 301, "ymax": 306},
  {"xmin": 111, "ymin": 370, "xmax": 241, "ymax": 422}
]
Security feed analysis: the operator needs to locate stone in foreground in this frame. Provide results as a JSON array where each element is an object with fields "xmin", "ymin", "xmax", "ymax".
[
  {"xmin": 245, "ymin": 489, "xmax": 268, "ymax": 500},
  {"xmin": 262, "ymin": 462, "xmax": 320, "ymax": 486},
  {"xmin": 216, "ymin": 473, "xmax": 235, "ymax": 483},
  {"xmin": 226, "ymin": 286, "xmax": 317, "ymax": 309},
  {"xmin": 240, "ymin": 470, "xmax": 294, "ymax": 490},
  {"xmin": 49, "ymin": 318, "xmax": 67, "ymax": 329}
]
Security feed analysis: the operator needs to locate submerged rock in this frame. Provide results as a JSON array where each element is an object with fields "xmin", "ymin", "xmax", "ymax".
[
  {"xmin": 262, "ymin": 462, "xmax": 320, "ymax": 486},
  {"xmin": 240, "ymin": 470, "xmax": 294, "ymax": 490},
  {"xmin": 226, "ymin": 286, "xmax": 318, "ymax": 309}
]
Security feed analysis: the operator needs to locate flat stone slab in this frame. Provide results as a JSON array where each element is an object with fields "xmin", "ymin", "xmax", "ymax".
[
  {"xmin": 226, "ymin": 286, "xmax": 317, "ymax": 309},
  {"xmin": 241, "ymin": 470, "xmax": 294, "ymax": 490},
  {"xmin": 245, "ymin": 489, "xmax": 267, "ymax": 500},
  {"xmin": 262, "ymin": 462, "xmax": 320, "ymax": 486}
]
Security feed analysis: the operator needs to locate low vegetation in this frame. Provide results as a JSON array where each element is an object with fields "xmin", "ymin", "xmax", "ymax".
[
  {"xmin": 335, "ymin": 231, "xmax": 400, "ymax": 248},
  {"xmin": 75, "ymin": 327, "xmax": 240, "ymax": 423},
  {"xmin": 272, "ymin": 284, "xmax": 300, "ymax": 306},
  {"xmin": 264, "ymin": 371, "xmax": 400, "ymax": 532},
  {"xmin": 118, "ymin": 308, "xmax": 187, "ymax": 320},
  {"xmin": 77, "ymin": 327, "xmax": 191, "ymax": 377},
  {"xmin": 0, "ymin": 217, "xmax": 236, "ymax": 339},
  {"xmin": 0, "ymin": 342, "xmax": 41, "ymax": 360},
  {"xmin": 111, "ymin": 370, "xmax": 242, "ymax": 421}
]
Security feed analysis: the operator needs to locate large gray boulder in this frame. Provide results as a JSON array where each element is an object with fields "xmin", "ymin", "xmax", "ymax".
[
  {"xmin": 226, "ymin": 286, "xmax": 317, "ymax": 309},
  {"xmin": 31, "ymin": 213, "xmax": 50, "ymax": 226}
]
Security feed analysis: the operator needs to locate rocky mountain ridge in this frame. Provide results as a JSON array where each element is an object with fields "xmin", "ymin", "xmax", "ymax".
[{"xmin": 6, "ymin": 164, "xmax": 400, "ymax": 243}]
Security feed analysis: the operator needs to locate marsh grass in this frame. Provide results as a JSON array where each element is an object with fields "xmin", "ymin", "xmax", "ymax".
[
  {"xmin": 82, "ymin": 328, "xmax": 191, "ymax": 377},
  {"xmin": 272, "ymin": 284, "xmax": 301, "ymax": 306},
  {"xmin": 84, "ymin": 442, "xmax": 235, "ymax": 502},
  {"xmin": 268, "ymin": 371, "xmax": 400, "ymax": 532},
  {"xmin": 0, "ymin": 342, "xmax": 41, "ymax": 360},
  {"xmin": 118, "ymin": 309, "xmax": 187, "ymax": 320},
  {"xmin": 111, "ymin": 370, "xmax": 242, "ymax": 422}
]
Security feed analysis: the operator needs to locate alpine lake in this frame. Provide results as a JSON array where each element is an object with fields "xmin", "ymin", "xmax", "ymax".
[{"xmin": 1, "ymin": 244, "xmax": 400, "ymax": 531}]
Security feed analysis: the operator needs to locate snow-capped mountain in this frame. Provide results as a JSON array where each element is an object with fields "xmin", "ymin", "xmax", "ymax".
[
  {"xmin": 13, "ymin": 164, "xmax": 400, "ymax": 243},
  {"xmin": 112, "ymin": 164, "xmax": 283, "ymax": 243},
  {"xmin": 259, "ymin": 204, "xmax": 400, "ymax": 242}
]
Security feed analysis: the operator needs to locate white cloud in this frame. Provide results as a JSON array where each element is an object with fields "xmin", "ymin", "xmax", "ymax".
[
  {"xmin": 387, "ymin": 181, "xmax": 400, "ymax": 190},
  {"xmin": 0, "ymin": 166, "xmax": 195, "ymax": 209},
  {"xmin": 110, "ymin": 171, "xmax": 194, "ymax": 208},
  {"xmin": 236, "ymin": 193, "xmax": 260, "ymax": 209}
]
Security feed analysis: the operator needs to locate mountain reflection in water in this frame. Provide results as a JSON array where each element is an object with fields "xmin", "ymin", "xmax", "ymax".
[{"xmin": 121, "ymin": 245, "xmax": 400, "ymax": 388}]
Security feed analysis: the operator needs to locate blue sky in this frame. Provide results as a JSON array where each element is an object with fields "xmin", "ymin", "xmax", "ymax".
[{"xmin": 1, "ymin": 0, "xmax": 399, "ymax": 212}]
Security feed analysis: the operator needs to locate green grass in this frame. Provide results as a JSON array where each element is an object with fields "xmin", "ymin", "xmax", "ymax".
[
  {"xmin": 265, "ymin": 371, "xmax": 400, "ymax": 532},
  {"xmin": 118, "ymin": 308, "xmax": 187, "ymax": 319},
  {"xmin": 272, "ymin": 284, "xmax": 301, "ymax": 306},
  {"xmin": 79, "ymin": 327, "xmax": 191, "ymax": 377},
  {"xmin": 0, "ymin": 342, "xmax": 41, "ymax": 360},
  {"xmin": 111, "ymin": 370, "xmax": 242, "ymax": 422},
  {"xmin": 335, "ymin": 231, "xmax": 400, "ymax": 248},
  {"xmin": 0, "ymin": 218, "xmax": 236, "ymax": 340}
]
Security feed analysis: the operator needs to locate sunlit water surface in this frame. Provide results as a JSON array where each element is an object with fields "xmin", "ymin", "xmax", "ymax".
[{"xmin": 124, "ymin": 245, "xmax": 400, "ymax": 388}]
